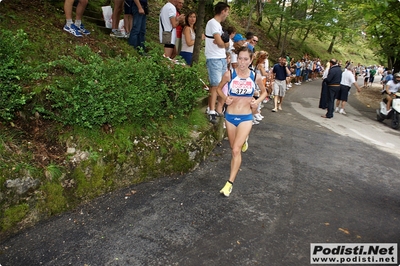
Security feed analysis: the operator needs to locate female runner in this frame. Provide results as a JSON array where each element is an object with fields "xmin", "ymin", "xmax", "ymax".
[{"xmin": 217, "ymin": 46, "xmax": 268, "ymax": 197}]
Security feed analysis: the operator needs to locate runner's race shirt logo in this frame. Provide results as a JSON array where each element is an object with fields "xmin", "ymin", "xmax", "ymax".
[{"xmin": 310, "ymin": 243, "xmax": 398, "ymax": 264}]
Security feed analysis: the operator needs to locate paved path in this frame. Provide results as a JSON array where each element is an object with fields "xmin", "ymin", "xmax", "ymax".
[{"xmin": 1, "ymin": 78, "xmax": 399, "ymax": 266}]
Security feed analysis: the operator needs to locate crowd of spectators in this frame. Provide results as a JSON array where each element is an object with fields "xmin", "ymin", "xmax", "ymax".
[{"xmin": 61, "ymin": 1, "xmax": 400, "ymax": 197}]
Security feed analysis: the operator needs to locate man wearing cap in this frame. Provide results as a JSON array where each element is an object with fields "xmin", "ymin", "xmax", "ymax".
[
  {"xmin": 322, "ymin": 58, "xmax": 342, "ymax": 119},
  {"xmin": 230, "ymin": 33, "xmax": 246, "ymax": 69}
]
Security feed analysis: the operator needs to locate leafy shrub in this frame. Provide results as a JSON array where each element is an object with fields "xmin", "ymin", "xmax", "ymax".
[
  {"xmin": 45, "ymin": 46, "xmax": 206, "ymax": 128},
  {"xmin": 0, "ymin": 29, "xmax": 39, "ymax": 121}
]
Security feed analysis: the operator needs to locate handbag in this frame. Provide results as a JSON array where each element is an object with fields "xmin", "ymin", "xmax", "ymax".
[{"xmin": 160, "ymin": 16, "xmax": 173, "ymax": 44}]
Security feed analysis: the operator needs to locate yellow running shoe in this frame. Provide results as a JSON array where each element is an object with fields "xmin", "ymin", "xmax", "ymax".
[
  {"xmin": 220, "ymin": 181, "xmax": 233, "ymax": 197},
  {"xmin": 241, "ymin": 137, "xmax": 248, "ymax": 152}
]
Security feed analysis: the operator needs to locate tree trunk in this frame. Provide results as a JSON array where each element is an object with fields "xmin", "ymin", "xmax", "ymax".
[
  {"xmin": 276, "ymin": 14, "xmax": 283, "ymax": 49},
  {"xmin": 246, "ymin": 5, "xmax": 256, "ymax": 32},
  {"xmin": 300, "ymin": 0, "xmax": 316, "ymax": 47},
  {"xmin": 266, "ymin": 17, "xmax": 275, "ymax": 36},
  {"xmin": 390, "ymin": 56, "xmax": 400, "ymax": 73},
  {"xmin": 256, "ymin": 0, "xmax": 263, "ymax": 25},
  {"xmin": 192, "ymin": 0, "xmax": 206, "ymax": 65},
  {"xmin": 280, "ymin": 27, "xmax": 288, "ymax": 55},
  {"xmin": 327, "ymin": 35, "xmax": 336, "ymax": 54},
  {"xmin": 300, "ymin": 25, "xmax": 311, "ymax": 46},
  {"xmin": 275, "ymin": 0, "xmax": 285, "ymax": 49}
]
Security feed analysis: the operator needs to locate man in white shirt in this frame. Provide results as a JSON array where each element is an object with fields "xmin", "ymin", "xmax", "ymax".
[
  {"xmin": 384, "ymin": 73, "xmax": 400, "ymax": 113},
  {"xmin": 204, "ymin": 2, "xmax": 230, "ymax": 123},
  {"xmin": 159, "ymin": 0, "xmax": 185, "ymax": 58},
  {"xmin": 335, "ymin": 64, "xmax": 362, "ymax": 114}
]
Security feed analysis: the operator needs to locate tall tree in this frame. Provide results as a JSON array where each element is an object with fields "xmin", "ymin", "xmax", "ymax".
[{"xmin": 358, "ymin": 0, "xmax": 400, "ymax": 71}]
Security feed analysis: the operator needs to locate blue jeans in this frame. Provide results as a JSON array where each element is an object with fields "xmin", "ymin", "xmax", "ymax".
[{"xmin": 128, "ymin": 4, "xmax": 146, "ymax": 50}]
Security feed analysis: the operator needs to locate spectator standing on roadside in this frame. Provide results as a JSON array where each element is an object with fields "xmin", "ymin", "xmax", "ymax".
[
  {"xmin": 179, "ymin": 11, "xmax": 196, "ymax": 65},
  {"xmin": 63, "ymin": 0, "xmax": 90, "ymax": 37},
  {"xmin": 251, "ymin": 35, "xmax": 258, "ymax": 52},
  {"xmin": 363, "ymin": 67, "xmax": 370, "ymax": 88},
  {"xmin": 245, "ymin": 32, "xmax": 255, "ymax": 53},
  {"xmin": 335, "ymin": 64, "xmax": 362, "ymax": 115},
  {"xmin": 128, "ymin": 0, "xmax": 148, "ymax": 52},
  {"xmin": 159, "ymin": 0, "xmax": 185, "ymax": 58},
  {"xmin": 124, "ymin": 0, "xmax": 134, "ymax": 36},
  {"xmin": 355, "ymin": 63, "xmax": 361, "ymax": 81},
  {"xmin": 204, "ymin": 2, "xmax": 230, "ymax": 123},
  {"xmin": 369, "ymin": 66, "xmax": 377, "ymax": 87},
  {"xmin": 175, "ymin": 0, "xmax": 184, "ymax": 55},
  {"xmin": 319, "ymin": 61, "xmax": 330, "ymax": 109},
  {"xmin": 271, "ymin": 56, "xmax": 291, "ymax": 112},
  {"xmin": 110, "ymin": 0, "xmax": 125, "ymax": 37},
  {"xmin": 230, "ymin": 33, "xmax": 246, "ymax": 69},
  {"xmin": 294, "ymin": 58, "xmax": 302, "ymax": 85},
  {"xmin": 225, "ymin": 26, "xmax": 236, "ymax": 64},
  {"xmin": 321, "ymin": 59, "xmax": 342, "ymax": 119}
]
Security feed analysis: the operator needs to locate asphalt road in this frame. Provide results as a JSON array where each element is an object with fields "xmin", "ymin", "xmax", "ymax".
[{"xmin": 1, "ymin": 77, "xmax": 400, "ymax": 266}]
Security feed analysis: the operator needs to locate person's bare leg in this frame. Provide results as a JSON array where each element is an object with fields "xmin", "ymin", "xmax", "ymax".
[
  {"xmin": 124, "ymin": 14, "xmax": 133, "ymax": 33},
  {"xmin": 112, "ymin": 0, "xmax": 124, "ymax": 30},
  {"xmin": 226, "ymin": 121, "xmax": 252, "ymax": 183},
  {"xmin": 208, "ymin": 86, "xmax": 217, "ymax": 112},
  {"xmin": 387, "ymin": 96, "xmax": 393, "ymax": 111},
  {"xmin": 64, "ymin": 0, "xmax": 74, "ymax": 20},
  {"xmin": 75, "ymin": 0, "xmax": 88, "ymax": 20},
  {"xmin": 273, "ymin": 95, "xmax": 278, "ymax": 110},
  {"xmin": 278, "ymin": 96, "xmax": 284, "ymax": 110},
  {"xmin": 164, "ymin": 47, "xmax": 174, "ymax": 58},
  {"xmin": 341, "ymin": 101, "xmax": 346, "ymax": 110}
]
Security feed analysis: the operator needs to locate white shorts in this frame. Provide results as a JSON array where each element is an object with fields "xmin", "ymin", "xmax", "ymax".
[{"xmin": 273, "ymin": 79, "xmax": 286, "ymax": 97}]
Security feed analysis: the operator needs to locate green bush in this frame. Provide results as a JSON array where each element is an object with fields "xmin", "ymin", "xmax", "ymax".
[
  {"xmin": 0, "ymin": 29, "xmax": 38, "ymax": 121},
  {"xmin": 45, "ymin": 46, "xmax": 206, "ymax": 128}
]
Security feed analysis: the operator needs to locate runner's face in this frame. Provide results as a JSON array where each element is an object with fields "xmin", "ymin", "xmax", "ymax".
[{"xmin": 237, "ymin": 51, "xmax": 252, "ymax": 70}]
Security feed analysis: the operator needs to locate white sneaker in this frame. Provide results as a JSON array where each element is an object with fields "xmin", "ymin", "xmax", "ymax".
[
  {"xmin": 335, "ymin": 107, "xmax": 339, "ymax": 113},
  {"xmin": 253, "ymin": 119, "xmax": 260, "ymax": 125},
  {"xmin": 110, "ymin": 30, "xmax": 125, "ymax": 38},
  {"xmin": 254, "ymin": 114, "xmax": 263, "ymax": 121},
  {"xmin": 288, "ymin": 84, "xmax": 292, "ymax": 88},
  {"xmin": 339, "ymin": 109, "xmax": 346, "ymax": 115}
]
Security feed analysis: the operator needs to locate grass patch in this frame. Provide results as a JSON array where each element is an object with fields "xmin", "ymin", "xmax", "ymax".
[{"xmin": 1, "ymin": 204, "xmax": 29, "ymax": 231}]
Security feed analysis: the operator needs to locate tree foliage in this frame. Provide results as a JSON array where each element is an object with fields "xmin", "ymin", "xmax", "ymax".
[{"xmin": 357, "ymin": 0, "xmax": 400, "ymax": 70}]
